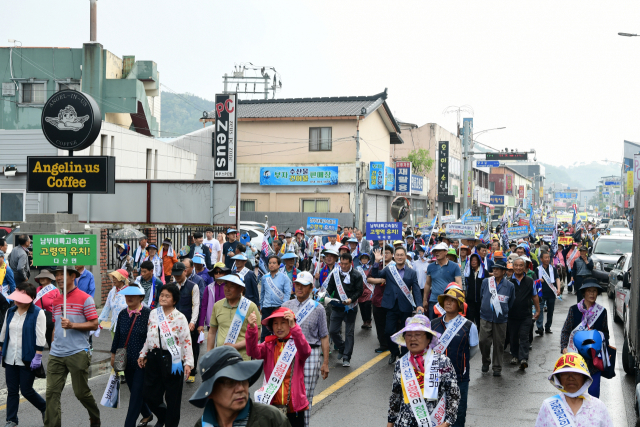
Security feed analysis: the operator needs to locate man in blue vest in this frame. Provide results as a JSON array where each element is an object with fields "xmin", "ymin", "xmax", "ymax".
[{"xmin": 431, "ymin": 286, "xmax": 478, "ymax": 427}]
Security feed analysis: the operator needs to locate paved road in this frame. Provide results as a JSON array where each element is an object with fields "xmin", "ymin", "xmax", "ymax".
[{"xmin": 0, "ymin": 291, "xmax": 635, "ymax": 426}]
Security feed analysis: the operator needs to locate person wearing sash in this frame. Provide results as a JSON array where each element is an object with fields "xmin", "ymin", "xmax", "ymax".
[
  {"xmin": 34, "ymin": 269, "xmax": 60, "ymax": 348},
  {"xmin": 0, "ymin": 283, "xmax": 47, "ymax": 427},
  {"xmin": 207, "ymin": 274, "xmax": 261, "ymax": 361},
  {"xmin": 232, "ymin": 253, "xmax": 260, "ymax": 308},
  {"xmin": 464, "ymin": 253, "xmax": 486, "ymax": 328},
  {"xmin": 571, "ymin": 246, "xmax": 593, "ymax": 303},
  {"xmin": 387, "ymin": 314, "xmax": 460, "ymax": 427},
  {"xmin": 347, "ymin": 238, "xmax": 362, "ymax": 268},
  {"xmin": 246, "ymin": 307, "xmax": 312, "ymax": 427},
  {"xmin": 534, "ymin": 353, "xmax": 612, "ymax": 426},
  {"xmin": 560, "ymin": 278, "xmax": 609, "ymax": 398},
  {"xmin": 535, "ymin": 251, "xmax": 560, "ymax": 336},
  {"xmin": 369, "ymin": 245, "xmax": 394, "ymax": 354},
  {"xmin": 110, "ymin": 284, "xmax": 153, "ymax": 427},
  {"xmin": 186, "ymin": 258, "xmax": 207, "ymax": 313},
  {"xmin": 315, "ymin": 248, "xmax": 339, "ymax": 332},
  {"xmin": 563, "ymin": 242, "xmax": 580, "ymax": 294},
  {"xmin": 260, "ymin": 255, "xmax": 293, "ymax": 342},
  {"xmin": 478, "ymin": 259, "xmax": 515, "ymax": 377},
  {"xmin": 356, "ymin": 252, "xmax": 374, "ymax": 330},
  {"xmin": 132, "ymin": 235, "xmax": 148, "ymax": 277},
  {"xmin": 424, "ymin": 243, "xmax": 462, "ymax": 319},
  {"xmin": 200, "ymin": 263, "xmax": 230, "ymax": 339},
  {"xmin": 98, "ymin": 269, "xmax": 130, "ymax": 339},
  {"xmin": 138, "ymin": 260, "xmax": 161, "ymax": 309},
  {"xmin": 142, "ymin": 244, "xmax": 163, "ymax": 279},
  {"xmin": 414, "ymin": 245, "xmax": 430, "ymax": 290},
  {"xmin": 282, "ymin": 271, "xmax": 330, "ymax": 427},
  {"xmin": 189, "ymin": 347, "xmax": 289, "ymax": 427},
  {"xmin": 280, "ymin": 252, "xmax": 299, "ymax": 297},
  {"xmin": 431, "ymin": 288, "xmax": 478, "ymax": 427},
  {"xmin": 372, "ymin": 246, "xmax": 425, "ymax": 365},
  {"xmin": 508, "ymin": 257, "xmax": 540, "ymax": 371},
  {"xmin": 138, "ymin": 283, "xmax": 194, "ymax": 427},
  {"xmin": 0, "ymin": 250, "xmax": 16, "ymax": 300},
  {"xmin": 325, "ymin": 252, "xmax": 363, "ymax": 367}
]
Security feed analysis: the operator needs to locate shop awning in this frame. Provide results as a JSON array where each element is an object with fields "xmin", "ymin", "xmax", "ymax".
[{"xmin": 479, "ymin": 202, "xmax": 495, "ymax": 209}]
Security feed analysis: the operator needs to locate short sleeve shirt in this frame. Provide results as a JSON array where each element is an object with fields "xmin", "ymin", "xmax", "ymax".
[
  {"xmin": 426, "ymin": 260, "xmax": 462, "ymax": 302},
  {"xmin": 210, "ymin": 298, "xmax": 261, "ymax": 361},
  {"xmin": 223, "ymin": 241, "xmax": 239, "ymax": 269},
  {"xmin": 282, "ymin": 297, "xmax": 328, "ymax": 346},
  {"xmin": 50, "ymin": 287, "xmax": 98, "ymax": 357},
  {"xmin": 203, "ymin": 238, "xmax": 221, "ymax": 264}
]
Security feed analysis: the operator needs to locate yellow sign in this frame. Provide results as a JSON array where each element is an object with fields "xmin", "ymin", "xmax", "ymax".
[
  {"xmin": 558, "ymin": 236, "xmax": 573, "ymax": 246},
  {"xmin": 628, "ymin": 171, "xmax": 634, "ymax": 196},
  {"xmin": 539, "ymin": 187, "xmax": 544, "ymax": 198}
]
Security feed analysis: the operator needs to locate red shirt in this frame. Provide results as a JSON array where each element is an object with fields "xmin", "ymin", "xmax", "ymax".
[{"xmin": 35, "ymin": 285, "xmax": 61, "ymax": 313}]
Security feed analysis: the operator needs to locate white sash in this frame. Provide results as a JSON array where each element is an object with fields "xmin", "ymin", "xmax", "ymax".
[
  {"xmin": 433, "ymin": 315, "xmax": 467, "ymax": 354},
  {"xmin": 266, "ymin": 275, "xmax": 285, "ymax": 302},
  {"xmin": 389, "ymin": 264, "xmax": 416, "ymax": 308},
  {"xmin": 567, "ymin": 249, "xmax": 580, "ymax": 271},
  {"xmin": 156, "ymin": 308, "xmax": 183, "ymax": 374},
  {"xmin": 254, "ymin": 339, "xmax": 297, "ymax": 405},
  {"xmin": 567, "ymin": 303, "xmax": 605, "ymax": 353},
  {"xmin": 1, "ymin": 284, "xmax": 8, "ymax": 298},
  {"xmin": 357, "ymin": 266, "xmax": 375, "ymax": 297},
  {"xmin": 434, "ymin": 302, "xmax": 444, "ymax": 315},
  {"xmin": 333, "ymin": 268, "xmax": 357, "ymax": 309},
  {"xmin": 538, "ymin": 265, "xmax": 557, "ymax": 294},
  {"xmin": 488, "ymin": 277, "xmax": 508, "ymax": 317},
  {"xmin": 238, "ymin": 267, "xmax": 250, "ymax": 280},
  {"xmin": 34, "ymin": 284, "xmax": 56, "ymax": 302},
  {"xmin": 295, "ymin": 298, "xmax": 319, "ymax": 325},
  {"xmin": 224, "ymin": 296, "xmax": 251, "ymax": 345},
  {"xmin": 423, "ymin": 349, "xmax": 439, "ymax": 401},
  {"xmin": 543, "ymin": 395, "xmax": 577, "ymax": 427},
  {"xmin": 399, "ymin": 352, "xmax": 432, "ymax": 427}
]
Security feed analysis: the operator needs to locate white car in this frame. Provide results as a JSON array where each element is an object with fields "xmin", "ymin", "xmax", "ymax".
[{"xmin": 239, "ymin": 225, "xmax": 265, "ymax": 254}]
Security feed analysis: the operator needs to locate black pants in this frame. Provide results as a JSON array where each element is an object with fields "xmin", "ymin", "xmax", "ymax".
[
  {"xmin": 123, "ymin": 366, "xmax": 151, "ymax": 427},
  {"xmin": 508, "ymin": 317, "xmax": 532, "ymax": 361},
  {"xmin": 466, "ymin": 301, "xmax": 481, "ymax": 328},
  {"xmin": 143, "ymin": 350, "xmax": 185, "ymax": 427},
  {"xmin": 190, "ymin": 329, "xmax": 200, "ymax": 373},
  {"xmin": 329, "ymin": 307, "xmax": 358, "ymax": 360},
  {"xmin": 261, "ymin": 307, "xmax": 279, "ymax": 342},
  {"xmin": 359, "ymin": 300, "xmax": 372, "ymax": 323},
  {"xmin": 536, "ymin": 296, "xmax": 556, "ymax": 331},
  {"xmin": 385, "ymin": 300, "xmax": 412, "ymax": 358},
  {"xmin": 287, "ymin": 411, "xmax": 305, "ymax": 427},
  {"xmin": 372, "ymin": 305, "xmax": 388, "ymax": 349},
  {"xmin": 44, "ymin": 309, "xmax": 54, "ymax": 348}
]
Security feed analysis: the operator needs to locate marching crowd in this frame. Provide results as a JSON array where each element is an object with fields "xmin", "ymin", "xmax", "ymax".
[{"xmin": 0, "ymin": 219, "xmax": 616, "ymax": 426}]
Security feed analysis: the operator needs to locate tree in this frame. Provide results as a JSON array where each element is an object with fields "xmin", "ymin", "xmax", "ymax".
[{"xmin": 402, "ymin": 148, "xmax": 434, "ymax": 176}]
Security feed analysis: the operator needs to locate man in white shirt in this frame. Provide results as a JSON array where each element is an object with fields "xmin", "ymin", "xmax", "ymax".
[
  {"xmin": 413, "ymin": 245, "xmax": 430, "ymax": 289},
  {"xmin": 203, "ymin": 227, "xmax": 222, "ymax": 265},
  {"xmin": 324, "ymin": 235, "xmax": 342, "ymax": 253}
]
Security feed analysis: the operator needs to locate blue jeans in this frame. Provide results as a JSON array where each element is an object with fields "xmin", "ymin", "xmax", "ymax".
[
  {"xmin": 124, "ymin": 366, "xmax": 152, "ymax": 427},
  {"xmin": 452, "ymin": 380, "xmax": 469, "ymax": 427},
  {"xmin": 5, "ymin": 363, "xmax": 46, "ymax": 424}
]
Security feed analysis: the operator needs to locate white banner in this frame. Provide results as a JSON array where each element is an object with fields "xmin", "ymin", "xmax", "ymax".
[
  {"xmin": 440, "ymin": 214, "xmax": 456, "ymax": 224},
  {"xmin": 445, "ymin": 223, "xmax": 476, "ymax": 239},
  {"xmin": 634, "ymin": 154, "xmax": 640, "ymax": 190}
]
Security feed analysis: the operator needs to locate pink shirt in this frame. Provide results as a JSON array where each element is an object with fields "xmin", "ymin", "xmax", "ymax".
[{"xmin": 535, "ymin": 394, "xmax": 612, "ymax": 427}]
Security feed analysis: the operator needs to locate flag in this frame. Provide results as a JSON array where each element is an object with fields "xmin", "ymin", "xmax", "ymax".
[
  {"xmin": 572, "ymin": 204, "xmax": 577, "ymax": 226},
  {"xmin": 500, "ymin": 212, "xmax": 509, "ymax": 251},
  {"xmin": 461, "ymin": 209, "xmax": 472, "ymax": 224},
  {"xmin": 550, "ymin": 214, "xmax": 558, "ymax": 256},
  {"xmin": 261, "ymin": 221, "xmax": 272, "ymax": 257},
  {"xmin": 528, "ymin": 207, "xmax": 536, "ymax": 238},
  {"xmin": 480, "ymin": 227, "xmax": 491, "ymax": 245},
  {"xmin": 425, "ymin": 215, "xmax": 438, "ymax": 255}
]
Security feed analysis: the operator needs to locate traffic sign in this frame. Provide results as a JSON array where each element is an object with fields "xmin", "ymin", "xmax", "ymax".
[
  {"xmin": 475, "ymin": 160, "xmax": 499, "ymax": 167},
  {"xmin": 485, "ymin": 152, "xmax": 528, "ymax": 161}
]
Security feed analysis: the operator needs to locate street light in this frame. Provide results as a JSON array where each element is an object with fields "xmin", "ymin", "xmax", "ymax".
[
  {"xmin": 473, "ymin": 127, "xmax": 506, "ymax": 140},
  {"xmin": 619, "ymin": 32, "xmax": 640, "ymax": 37}
]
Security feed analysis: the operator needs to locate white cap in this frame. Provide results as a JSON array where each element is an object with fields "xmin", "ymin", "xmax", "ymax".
[
  {"xmin": 431, "ymin": 242, "xmax": 449, "ymax": 252},
  {"xmin": 294, "ymin": 271, "xmax": 314, "ymax": 286}
]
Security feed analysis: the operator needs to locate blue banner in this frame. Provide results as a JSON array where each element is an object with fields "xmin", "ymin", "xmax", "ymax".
[
  {"xmin": 465, "ymin": 216, "xmax": 482, "ymax": 225},
  {"xmin": 490, "ymin": 195, "xmax": 504, "ymax": 205},
  {"xmin": 369, "ymin": 162, "xmax": 385, "ymax": 190},
  {"xmin": 365, "ymin": 222, "xmax": 402, "ymax": 240},
  {"xmin": 306, "ymin": 217, "xmax": 339, "ymax": 236},
  {"xmin": 395, "ymin": 161, "xmax": 411, "ymax": 196},
  {"xmin": 385, "ymin": 167, "xmax": 395, "ymax": 191},
  {"xmin": 604, "ymin": 181, "xmax": 621, "ymax": 186},
  {"xmin": 536, "ymin": 224, "xmax": 555, "ymax": 235},
  {"xmin": 260, "ymin": 166, "xmax": 338, "ymax": 186},
  {"xmin": 554, "ymin": 191, "xmax": 578, "ymax": 199},
  {"xmin": 507, "ymin": 226, "xmax": 530, "ymax": 239},
  {"xmin": 476, "ymin": 160, "xmax": 499, "ymax": 167},
  {"xmin": 411, "ymin": 175, "xmax": 424, "ymax": 192}
]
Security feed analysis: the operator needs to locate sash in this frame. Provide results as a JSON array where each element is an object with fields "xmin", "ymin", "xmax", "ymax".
[
  {"xmin": 296, "ymin": 298, "xmax": 319, "ymax": 325},
  {"xmin": 488, "ymin": 277, "xmax": 508, "ymax": 317},
  {"xmin": 265, "ymin": 275, "xmax": 285, "ymax": 302},
  {"xmin": 567, "ymin": 249, "xmax": 580, "ymax": 271},
  {"xmin": 320, "ymin": 266, "xmax": 334, "ymax": 290},
  {"xmin": 433, "ymin": 315, "xmax": 467, "ymax": 354},
  {"xmin": 357, "ymin": 266, "xmax": 374, "ymax": 297},
  {"xmin": 333, "ymin": 268, "xmax": 357, "ymax": 309},
  {"xmin": 238, "ymin": 267, "xmax": 250, "ymax": 280},
  {"xmin": 224, "ymin": 296, "xmax": 251, "ymax": 345},
  {"xmin": 434, "ymin": 302, "xmax": 444, "ymax": 316},
  {"xmin": 34, "ymin": 284, "xmax": 56, "ymax": 302},
  {"xmin": 389, "ymin": 264, "xmax": 416, "ymax": 308},
  {"xmin": 254, "ymin": 339, "xmax": 297, "ymax": 405},
  {"xmin": 567, "ymin": 303, "xmax": 605, "ymax": 353},
  {"xmin": 155, "ymin": 308, "xmax": 183, "ymax": 374},
  {"xmin": 422, "ymin": 349, "xmax": 439, "ymax": 401},
  {"xmin": 538, "ymin": 266, "xmax": 557, "ymax": 295},
  {"xmin": 543, "ymin": 394, "xmax": 577, "ymax": 427},
  {"xmin": 399, "ymin": 352, "xmax": 432, "ymax": 427}
]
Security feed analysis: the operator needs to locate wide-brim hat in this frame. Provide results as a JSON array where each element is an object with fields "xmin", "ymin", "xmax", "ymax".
[
  {"xmin": 118, "ymin": 285, "xmax": 145, "ymax": 296},
  {"xmin": 219, "ymin": 274, "xmax": 245, "ymax": 287},
  {"xmin": 393, "ymin": 240, "xmax": 404, "ymax": 246},
  {"xmin": 35, "ymin": 270, "xmax": 56, "ymax": 284},
  {"xmin": 347, "ymin": 238, "xmax": 358, "ymax": 243},
  {"xmin": 189, "ymin": 347, "xmax": 263, "ymax": 408},
  {"xmin": 109, "ymin": 269, "xmax": 129, "ymax": 283},
  {"xmin": 231, "ymin": 254, "xmax": 248, "ymax": 261},
  {"xmin": 262, "ymin": 307, "xmax": 295, "ymax": 330},
  {"xmin": 7, "ymin": 290, "xmax": 33, "ymax": 304},
  {"xmin": 339, "ymin": 245, "xmax": 349, "ymax": 252},
  {"xmin": 281, "ymin": 252, "xmax": 298, "ymax": 260},
  {"xmin": 579, "ymin": 277, "xmax": 604, "ymax": 293},
  {"xmin": 437, "ymin": 287, "xmax": 465, "ymax": 312},
  {"xmin": 53, "ymin": 266, "xmax": 81, "ymax": 278},
  {"xmin": 322, "ymin": 248, "xmax": 339, "ymax": 257},
  {"xmin": 492, "ymin": 259, "xmax": 508, "ymax": 270},
  {"xmin": 391, "ymin": 314, "xmax": 440, "ymax": 348},
  {"xmin": 446, "ymin": 248, "xmax": 458, "ymax": 260},
  {"xmin": 548, "ymin": 353, "xmax": 592, "ymax": 396},
  {"xmin": 192, "ymin": 254, "xmax": 206, "ymax": 265},
  {"xmin": 208, "ymin": 265, "xmax": 231, "ymax": 277}
]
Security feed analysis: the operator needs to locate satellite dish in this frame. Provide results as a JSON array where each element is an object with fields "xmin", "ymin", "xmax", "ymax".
[{"xmin": 390, "ymin": 196, "xmax": 410, "ymax": 221}]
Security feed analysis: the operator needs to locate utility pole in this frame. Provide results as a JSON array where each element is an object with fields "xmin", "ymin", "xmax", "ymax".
[
  {"xmin": 461, "ymin": 119, "xmax": 471, "ymax": 213},
  {"xmin": 355, "ymin": 117, "xmax": 361, "ymax": 230}
]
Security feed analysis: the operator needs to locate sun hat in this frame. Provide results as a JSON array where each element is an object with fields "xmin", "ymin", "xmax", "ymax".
[
  {"xmin": 226, "ymin": 228, "xmax": 238, "ymax": 235},
  {"xmin": 347, "ymin": 238, "xmax": 358, "ymax": 244},
  {"xmin": 322, "ymin": 249, "xmax": 339, "ymax": 257},
  {"xmin": 431, "ymin": 242, "xmax": 449, "ymax": 252},
  {"xmin": 189, "ymin": 346, "xmax": 263, "ymax": 408},
  {"xmin": 162, "ymin": 238, "xmax": 172, "ymax": 246},
  {"xmin": 359, "ymin": 252, "xmax": 371, "ymax": 260},
  {"xmin": 492, "ymin": 259, "xmax": 508, "ymax": 270},
  {"xmin": 53, "ymin": 266, "xmax": 81, "ymax": 278},
  {"xmin": 339, "ymin": 245, "xmax": 349, "ymax": 252},
  {"xmin": 391, "ymin": 314, "xmax": 440, "ymax": 348},
  {"xmin": 35, "ymin": 270, "xmax": 56, "ymax": 284},
  {"xmin": 548, "ymin": 353, "xmax": 592, "ymax": 397},
  {"xmin": 281, "ymin": 252, "xmax": 298, "ymax": 260},
  {"xmin": 437, "ymin": 286, "xmax": 465, "ymax": 312},
  {"xmin": 118, "ymin": 285, "xmax": 145, "ymax": 296},
  {"xmin": 262, "ymin": 307, "xmax": 295, "ymax": 330},
  {"xmin": 507, "ymin": 262, "xmax": 513, "ymax": 269},
  {"xmin": 285, "ymin": 232, "xmax": 292, "ymax": 238},
  {"xmin": 192, "ymin": 254, "xmax": 206, "ymax": 265},
  {"xmin": 109, "ymin": 269, "xmax": 129, "ymax": 283},
  {"xmin": 208, "ymin": 263, "xmax": 231, "ymax": 277},
  {"xmin": 578, "ymin": 277, "xmax": 604, "ymax": 293},
  {"xmin": 219, "ymin": 274, "xmax": 245, "ymax": 288},
  {"xmin": 147, "ymin": 244, "xmax": 158, "ymax": 250},
  {"xmin": 393, "ymin": 240, "xmax": 404, "ymax": 246},
  {"xmin": 446, "ymin": 248, "xmax": 458, "ymax": 260},
  {"xmin": 293, "ymin": 271, "xmax": 314, "ymax": 286},
  {"xmin": 7, "ymin": 290, "xmax": 33, "ymax": 304},
  {"xmin": 269, "ymin": 226, "xmax": 276, "ymax": 231},
  {"xmin": 230, "ymin": 254, "xmax": 248, "ymax": 261},
  {"xmin": 406, "ymin": 234, "xmax": 415, "ymax": 240}
]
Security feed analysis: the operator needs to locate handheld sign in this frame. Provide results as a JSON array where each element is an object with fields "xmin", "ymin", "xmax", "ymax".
[
  {"xmin": 306, "ymin": 217, "xmax": 338, "ymax": 236},
  {"xmin": 445, "ymin": 223, "xmax": 476, "ymax": 239},
  {"xmin": 507, "ymin": 226, "xmax": 530, "ymax": 239},
  {"xmin": 366, "ymin": 222, "xmax": 402, "ymax": 241}
]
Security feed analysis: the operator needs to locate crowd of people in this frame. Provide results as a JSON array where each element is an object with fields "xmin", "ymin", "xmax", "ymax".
[{"xmin": 0, "ymin": 218, "xmax": 616, "ymax": 426}]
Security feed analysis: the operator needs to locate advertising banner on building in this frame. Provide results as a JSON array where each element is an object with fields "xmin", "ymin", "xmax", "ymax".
[
  {"xmin": 395, "ymin": 161, "xmax": 411, "ymax": 196},
  {"xmin": 260, "ymin": 166, "xmax": 338, "ymax": 186},
  {"xmin": 490, "ymin": 195, "xmax": 504, "ymax": 205},
  {"xmin": 634, "ymin": 154, "xmax": 640, "ymax": 190},
  {"xmin": 437, "ymin": 141, "xmax": 449, "ymax": 196},
  {"xmin": 27, "ymin": 156, "xmax": 115, "ymax": 194},
  {"xmin": 445, "ymin": 223, "xmax": 476, "ymax": 239},
  {"xmin": 369, "ymin": 162, "xmax": 385, "ymax": 190},
  {"xmin": 306, "ymin": 217, "xmax": 339, "ymax": 236},
  {"xmin": 32, "ymin": 234, "xmax": 98, "ymax": 266},
  {"xmin": 540, "ymin": 187, "xmax": 544, "ymax": 199},
  {"xmin": 506, "ymin": 175, "xmax": 513, "ymax": 194},
  {"xmin": 365, "ymin": 222, "xmax": 402, "ymax": 240},
  {"xmin": 385, "ymin": 167, "xmax": 395, "ymax": 191},
  {"xmin": 213, "ymin": 93, "xmax": 237, "ymax": 179},
  {"xmin": 628, "ymin": 170, "xmax": 635, "ymax": 196},
  {"xmin": 518, "ymin": 185, "xmax": 524, "ymax": 198},
  {"xmin": 411, "ymin": 174, "xmax": 424, "ymax": 193},
  {"xmin": 507, "ymin": 226, "xmax": 530, "ymax": 239},
  {"xmin": 554, "ymin": 191, "xmax": 578, "ymax": 199}
]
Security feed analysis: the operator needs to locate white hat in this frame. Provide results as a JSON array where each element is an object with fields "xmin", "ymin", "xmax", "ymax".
[
  {"xmin": 293, "ymin": 271, "xmax": 314, "ymax": 286},
  {"xmin": 431, "ymin": 242, "xmax": 449, "ymax": 252}
]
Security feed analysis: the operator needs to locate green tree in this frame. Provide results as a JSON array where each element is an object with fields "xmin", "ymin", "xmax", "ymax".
[{"xmin": 402, "ymin": 148, "xmax": 434, "ymax": 176}]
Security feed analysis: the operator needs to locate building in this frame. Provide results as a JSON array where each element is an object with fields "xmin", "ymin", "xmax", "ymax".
[
  {"xmin": 579, "ymin": 189, "xmax": 596, "ymax": 211},
  {"xmin": 488, "ymin": 166, "xmax": 533, "ymax": 218},
  {"xmin": 507, "ymin": 163, "xmax": 546, "ymax": 207}
]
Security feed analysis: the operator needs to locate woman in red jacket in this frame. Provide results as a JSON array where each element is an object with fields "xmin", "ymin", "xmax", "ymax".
[
  {"xmin": 246, "ymin": 307, "xmax": 311, "ymax": 427},
  {"xmin": 34, "ymin": 270, "xmax": 60, "ymax": 348}
]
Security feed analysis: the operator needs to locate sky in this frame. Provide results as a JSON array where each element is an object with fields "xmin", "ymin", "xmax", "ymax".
[{"xmin": 4, "ymin": 0, "xmax": 640, "ymax": 166}]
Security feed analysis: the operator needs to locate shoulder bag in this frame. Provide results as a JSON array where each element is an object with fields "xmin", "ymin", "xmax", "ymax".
[{"xmin": 114, "ymin": 314, "xmax": 138, "ymax": 372}]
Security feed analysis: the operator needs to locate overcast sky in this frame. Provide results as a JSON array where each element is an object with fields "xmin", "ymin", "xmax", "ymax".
[{"xmin": 5, "ymin": 1, "xmax": 640, "ymax": 166}]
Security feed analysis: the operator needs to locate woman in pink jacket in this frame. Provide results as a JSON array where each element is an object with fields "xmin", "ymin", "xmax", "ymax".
[{"xmin": 246, "ymin": 307, "xmax": 311, "ymax": 427}]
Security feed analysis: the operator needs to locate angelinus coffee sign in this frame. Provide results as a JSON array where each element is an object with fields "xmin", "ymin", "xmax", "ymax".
[
  {"xmin": 41, "ymin": 90, "xmax": 101, "ymax": 151},
  {"xmin": 27, "ymin": 156, "xmax": 115, "ymax": 194}
]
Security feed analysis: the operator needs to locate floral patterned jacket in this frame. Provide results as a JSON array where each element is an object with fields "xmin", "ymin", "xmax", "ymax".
[
  {"xmin": 388, "ymin": 352, "xmax": 460, "ymax": 427},
  {"xmin": 139, "ymin": 307, "xmax": 194, "ymax": 368}
]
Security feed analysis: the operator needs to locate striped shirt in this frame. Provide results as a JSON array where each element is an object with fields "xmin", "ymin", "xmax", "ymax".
[{"xmin": 50, "ymin": 287, "xmax": 98, "ymax": 358}]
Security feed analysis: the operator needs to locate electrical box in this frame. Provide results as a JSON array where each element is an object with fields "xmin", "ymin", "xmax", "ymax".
[{"xmin": 2, "ymin": 83, "xmax": 15, "ymax": 97}]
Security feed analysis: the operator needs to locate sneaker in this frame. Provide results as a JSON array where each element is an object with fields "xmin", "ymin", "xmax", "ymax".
[
  {"xmin": 510, "ymin": 357, "xmax": 518, "ymax": 365},
  {"xmin": 342, "ymin": 359, "xmax": 351, "ymax": 367},
  {"xmin": 186, "ymin": 375, "xmax": 195, "ymax": 383},
  {"xmin": 520, "ymin": 359, "xmax": 528, "ymax": 370},
  {"xmin": 493, "ymin": 370, "xmax": 502, "ymax": 377},
  {"xmin": 5, "ymin": 421, "xmax": 17, "ymax": 427},
  {"xmin": 482, "ymin": 364, "xmax": 490, "ymax": 373},
  {"xmin": 374, "ymin": 347, "xmax": 388, "ymax": 354}
]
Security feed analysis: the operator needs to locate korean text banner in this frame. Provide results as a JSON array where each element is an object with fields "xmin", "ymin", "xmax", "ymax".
[
  {"xmin": 369, "ymin": 162, "xmax": 385, "ymax": 190},
  {"xmin": 536, "ymin": 224, "xmax": 555, "ymax": 235},
  {"xmin": 440, "ymin": 214, "xmax": 456, "ymax": 224},
  {"xmin": 395, "ymin": 161, "xmax": 412, "ymax": 196},
  {"xmin": 445, "ymin": 223, "xmax": 476, "ymax": 239},
  {"xmin": 213, "ymin": 93, "xmax": 237, "ymax": 179},
  {"xmin": 411, "ymin": 175, "xmax": 424, "ymax": 192},
  {"xmin": 306, "ymin": 217, "xmax": 338, "ymax": 236},
  {"xmin": 260, "ymin": 166, "xmax": 338, "ymax": 186},
  {"xmin": 33, "ymin": 234, "xmax": 98, "ymax": 266},
  {"xmin": 385, "ymin": 167, "xmax": 395, "ymax": 191},
  {"xmin": 465, "ymin": 216, "xmax": 482, "ymax": 225},
  {"xmin": 438, "ymin": 141, "xmax": 449, "ymax": 196},
  {"xmin": 365, "ymin": 222, "xmax": 402, "ymax": 240},
  {"xmin": 507, "ymin": 226, "xmax": 530, "ymax": 239}
]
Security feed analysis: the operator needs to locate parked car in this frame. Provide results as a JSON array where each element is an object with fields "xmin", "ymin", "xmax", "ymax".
[
  {"xmin": 607, "ymin": 252, "xmax": 631, "ymax": 304},
  {"xmin": 590, "ymin": 235, "xmax": 634, "ymax": 283},
  {"xmin": 609, "ymin": 228, "xmax": 633, "ymax": 236},
  {"xmin": 239, "ymin": 225, "xmax": 265, "ymax": 253},
  {"xmin": 0, "ymin": 226, "xmax": 12, "ymax": 239},
  {"xmin": 240, "ymin": 220, "xmax": 267, "ymax": 230},
  {"xmin": 608, "ymin": 219, "xmax": 630, "ymax": 229}
]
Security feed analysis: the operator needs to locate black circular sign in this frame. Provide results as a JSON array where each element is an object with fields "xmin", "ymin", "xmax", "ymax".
[{"xmin": 41, "ymin": 90, "xmax": 102, "ymax": 151}]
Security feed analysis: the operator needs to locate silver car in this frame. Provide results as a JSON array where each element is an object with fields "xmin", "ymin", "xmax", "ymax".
[{"xmin": 591, "ymin": 235, "xmax": 634, "ymax": 283}]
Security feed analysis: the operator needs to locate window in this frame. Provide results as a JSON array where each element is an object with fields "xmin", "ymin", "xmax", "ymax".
[
  {"xmin": 240, "ymin": 200, "xmax": 256, "ymax": 212},
  {"xmin": 56, "ymin": 80, "xmax": 80, "ymax": 92},
  {"xmin": 489, "ymin": 181, "xmax": 495, "ymax": 192},
  {"xmin": 20, "ymin": 82, "xmax": 46, "ymax": 104},
  {"xmin": 309, "ymin": 127, "xmax": 332, "ymax": 151},
  {"xmin": 301, "ymin": 199, "xmax": 329, "ymax": 213},
  {"xmin": 0, "ymin": 192, "xmax": 24, "ymax": 222}
]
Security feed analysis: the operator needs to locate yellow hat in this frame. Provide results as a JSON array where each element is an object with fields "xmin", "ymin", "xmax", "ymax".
[
  {"xmin": 437, "ymin": 287, "xmax": 465, "ymax": 312},
  {"xmin": 213, "ymin": 262, "xmax": 226, "ymax": 270},
  {"xmin": 548, "ymin": 353, "xmax": 592, "ymax": 397},
  {"xmin": 393, "ymin": 240, "xmax": 404, "ymax": 246}
]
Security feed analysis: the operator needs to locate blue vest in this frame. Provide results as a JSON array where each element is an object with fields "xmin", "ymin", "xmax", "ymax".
[
  {"xmin": 431, "ymin": 316, "xmax": 472, "ymax": 383},
  {"xmin": 177, "ymin": 280, "xmax": 196, "ymax": 322},
  {"xmin": 2, "ymin": 304, "xmax": 42, "ymax": 364}
]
